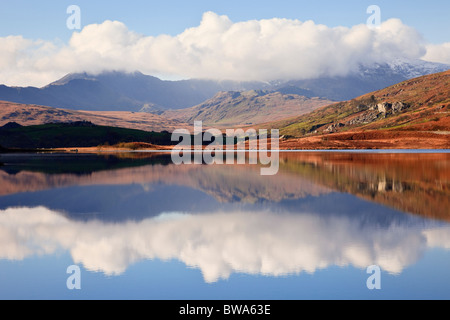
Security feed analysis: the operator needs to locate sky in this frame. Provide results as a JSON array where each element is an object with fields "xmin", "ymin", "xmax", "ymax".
[{"xmin": 0, "ymin": 0, "xmax": 449, "ymax": 86}]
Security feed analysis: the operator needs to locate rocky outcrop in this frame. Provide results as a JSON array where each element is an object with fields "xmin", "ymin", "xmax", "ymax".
[
  {"xmin": 324, "ymin": 122, "xmax": 344, "ymax": 133},
  {"xmin": 321, "ymin": 101, "xmax": 411, "ymax": 133},
  {"xmin": 347, "ymin": 111, "xmax": 380, "ymax": 126},
  {"xmin": 392, "ymin": 101, "xmax": 410, "ymax": 113},
  {"xmin": 369, "ymin": 101, "xmax": 410, "ymax": 114},
  {"xmin": 376, "ymin": 103, "xmax": 390, "ymax": 113},
  {"xmin": 349, "ymin": 101, "xmax": 410, "ymax": 126}
]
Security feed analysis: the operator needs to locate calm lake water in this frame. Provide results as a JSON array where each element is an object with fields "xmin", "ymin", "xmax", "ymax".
[{"xmin": 0, "ymin": 151, "xmax": 449, "ymax": 300}]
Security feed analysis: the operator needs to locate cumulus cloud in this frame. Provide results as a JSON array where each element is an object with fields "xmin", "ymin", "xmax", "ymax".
[
  {"xmin": 422, "ymin": 42, "xmax": 450, "ymax": 64},
  {"xmin": 1, "ymin": 206, "xmax": 448, "ymax": 283},
  {"xmin": 0, "ymin": 12, "xmax": 446, "ymax": 87}
]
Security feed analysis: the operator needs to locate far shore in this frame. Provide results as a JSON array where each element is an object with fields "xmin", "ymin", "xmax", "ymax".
[
  {"xmin": 1, "ymin": 129, "xmax": 448, "ymax": 154},
  {"xmin": 55, "ymin": 129, "xmax": 450, "ymax": 153}
]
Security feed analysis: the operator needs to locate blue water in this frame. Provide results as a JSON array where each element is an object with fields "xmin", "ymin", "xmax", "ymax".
[{"xmin": 0, "ymin": 152, "xmax": 448, "ymax": 300}]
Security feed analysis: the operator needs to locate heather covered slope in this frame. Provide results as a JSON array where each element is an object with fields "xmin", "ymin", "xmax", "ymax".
[{"xmin": 270, "ymin": 70, "xmax": 450, "ymax": 137}]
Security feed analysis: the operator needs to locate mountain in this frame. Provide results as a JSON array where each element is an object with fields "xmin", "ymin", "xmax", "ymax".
[
  {"xmin": 161, "ymin": 90, "xmax": 332, "ymax": 126},
  {"xmin": 0, "ymin": 152, "xmax": 447, "ymax": 222},
  {"xmin": 271, "ymin": 59, "xmax": 450, "ymax": 101},
  {"xmin": 0, "ymin": 71, "xmax": 266, "ymax": 112},
  {"xmin": 265, "ymin": 70, "xmax": 450, "ymax": 149},
  {"xmin": 0, "ymin": 100, "xmax": 187, "ymax": 132},
  {"xmin": 0, "ymin": 59, "xmax": 447, "ymax": 112}
]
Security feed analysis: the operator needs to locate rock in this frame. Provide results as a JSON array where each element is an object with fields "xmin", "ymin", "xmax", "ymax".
[
  {"xmin": 377, "ymin": 102, "xmax": 392, "ymax": 113},
  {"xmin": 324, "ymin": 122, "xmax": 344, "ymax": 133},
  {"xmin": 357, "ymin": 104, "xmax": 369, "ymax": 111},
  {"xmin": 347, "ymin": 110, "xmax": 379, "ymax": 126},
  {"xmin": 372, "ymin": 101, "xmax": 410, "ymax": 114},
  {"xmin": 392, "ymin": 101, "xmax": 409, "ymax": 113}
]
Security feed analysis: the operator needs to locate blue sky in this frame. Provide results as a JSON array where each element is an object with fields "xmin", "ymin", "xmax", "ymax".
[
  {"xmin": 1, "ymin": 0, "xmax": 449, "ymax": 43},
  {"xmin": 0, "ymin": 0, "xmax": 449, "ymax": 86}
]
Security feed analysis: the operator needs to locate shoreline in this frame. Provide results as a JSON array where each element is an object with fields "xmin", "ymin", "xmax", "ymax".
[
  {"xmin": 1, "ymin": 129, "xmax": 448, "ymax": 154},
  {"xmin": 2, "ymin": 148, "xmax": 447, "ymax": 155}
]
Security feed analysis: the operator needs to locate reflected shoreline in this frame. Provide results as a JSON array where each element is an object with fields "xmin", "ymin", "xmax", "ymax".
[{"xmin": 0, "ymin": 151, "xmax": 448, "ymax": 221}]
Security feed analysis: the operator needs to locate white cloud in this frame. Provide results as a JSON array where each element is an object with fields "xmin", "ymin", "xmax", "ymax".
[
  {"xmin": 0, "ymin": 12, "xmax": 446, "ymax": 87},
  {"xmin": 422, "ymin": 42, "xmax": 450, "ymax": 64},
  {"xmin": 1, "ymin": 206, "xmax": 448, "ymax": 283}
]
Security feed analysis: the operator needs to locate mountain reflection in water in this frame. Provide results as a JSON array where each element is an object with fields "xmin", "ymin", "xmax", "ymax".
[
  {"xmin": 0, "ymin": 151, "xmax": 448, "ymax": 283},
  {"xmin": 0, "ymin": 152, "xmax": 448, "ymax": 221}
]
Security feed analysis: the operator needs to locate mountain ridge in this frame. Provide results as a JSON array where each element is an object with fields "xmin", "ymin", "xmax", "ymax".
[
  {"xmin": 161, "ymin": 90, "xmax": 333, "ymax": 126},
  {"xmin": 0, "ymin": 100, "xmax": 188, "ymax": 132},
  {"xmin": 0, "ymin": 59, "xmax": 447, "ymax": 112}
]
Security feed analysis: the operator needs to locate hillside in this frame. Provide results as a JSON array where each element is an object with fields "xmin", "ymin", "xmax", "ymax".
[
  {"xmin": 162, "ymin": 90, "xmax": 332, "ymax": 127},
  {"xmin": 0, "ymin": 101, "xmax": 188, "ymax": 132},
  {"xmin": 264, "ymin": 70, "xmax": 450, "ymax": 149}
]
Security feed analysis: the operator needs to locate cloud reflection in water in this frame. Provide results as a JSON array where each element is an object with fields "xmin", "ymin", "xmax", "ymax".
[{"xmin": 0, "ymin": 206, "xmax": 448, "ymax": 283}]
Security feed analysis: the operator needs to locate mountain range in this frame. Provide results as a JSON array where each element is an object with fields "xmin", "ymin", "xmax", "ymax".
[
  {"xmin": 0, "ymin": 59, "xmax": 448, "ymax": 112},
  {"xmin": 2, "ymin": 69, "xmax": 448, "ymax": 151},
  {"xmin": 0, "ymin": 71, "xmax": 265, "ymax": 112},
  {"xmin": 0, "ymin": 57, "xmax": 448, "ymax": 150}
]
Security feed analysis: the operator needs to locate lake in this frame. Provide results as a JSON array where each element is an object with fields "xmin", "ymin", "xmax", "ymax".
[{"xmin": 0, "ymin": 151, "xmax": 449, "ymax": 300}]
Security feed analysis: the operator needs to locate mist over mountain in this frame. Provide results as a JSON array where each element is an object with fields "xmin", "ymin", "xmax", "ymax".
[
  {"xmin": 0, "ymin": 71, "xmax": 265, "ymax": 111},
  {"xmin": 0, "ymin": 59, "xmax": 447, "ymax": 112},
  {"xmin": 272, "ymin": 59, "xmax": 450, "ymax": 101}
]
